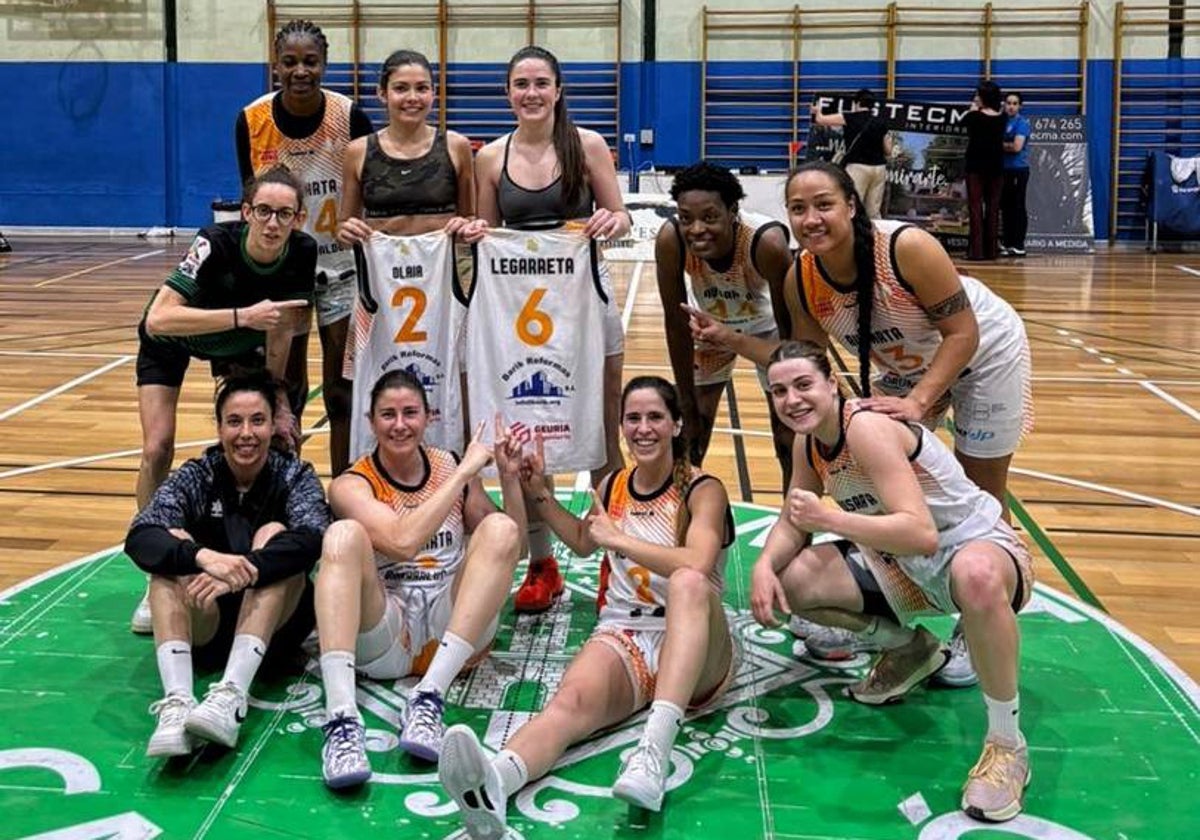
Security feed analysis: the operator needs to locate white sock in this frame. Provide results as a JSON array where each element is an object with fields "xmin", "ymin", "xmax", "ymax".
[
  {"xmin": 222, "ymin": 634, "xmax": 266, "ymax": 695},
  {"xmin": 320, "ymin": 650, "xmax": 360, "ymax": 722},
  {"xmin": 414, "ymin": 631, "xmax": 474, "ymax": 696},
  {"xmin": 641, "ymin": 699, "xmax": 685, "ymax": 756},
  {"xmin": 862, "ymin": 616, "xmax": 916, "ymax": 649},
  {"xmin": 492, "ymin": 748, "xmax": 528, "ymax": 798},
  {"xmin": 984, "ymin": 692, "xmax": 1023, "ymax": 747},
  {"xmin": 527, "ymin": 522, "xmax": 553, "ymax": 562},
  {"xmin": 156, "ymin": 641, "xmax": 193, "ymax": 698}
]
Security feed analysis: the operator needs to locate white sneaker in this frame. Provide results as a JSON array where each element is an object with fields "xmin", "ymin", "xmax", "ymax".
[
  {"xmin": 612, "ymin": 741, "xmax": 668, "ymax": 811},
  {"xmin": 439, "ymin": 724, "xmax": 507, "ymax": 840},
  {"xmin": 787, "ymin": 615, "xmax": 821, "ymax": 639},
  {"xmin": 933, "ymin": 620, "xmax": 979, "ymax": 687},
  {"xmin": 398, "ymin": 689, "xmax": 446, "ymax": 762},
  {"xmin": 146, "ymin": 693, "xmax": 197, "ymax": 757},
  {"xmin": 130, "ymin": 589, "xmax": 153, "ymax": 635},
  {"xmin": 185, "ymin": 680, "xmax": 247, "ymax": 748},
  {"xmin": 804, "ymin": 624, "xmax": 882, "ymax": 661},
  {"xmin": 321, "ymin": 714, "xmax": 372, "ymax": 789}
]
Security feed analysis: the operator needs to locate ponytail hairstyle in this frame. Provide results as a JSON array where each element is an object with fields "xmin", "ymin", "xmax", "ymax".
[
  {"xmin": 214, "ymin": 369, "xmax": 278, "ymax": 422},
  {"xmin": 621, "ymin": 376, "xmax": 694, "ymax": 546},
  {"xmin": 369, "ymin": 368, "xmax": 430, "ymax": 414},
  {"xmin": 506, "ymin": 45, "xmax": 587, "ymax": 210},
  {"xmin": 379, "ymin": 48, "xmax": 433, "ymax": 91},
  {"xmin": 242, "ymin": 165, "xmax": 305, "ymax": 210},
  {"xmin": 785, "ymin": 160, "xmax": 877, "ymax": 397}
]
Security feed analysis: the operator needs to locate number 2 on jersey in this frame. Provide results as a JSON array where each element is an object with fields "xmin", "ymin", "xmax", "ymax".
[
  {"xmin": 516, "ymin": 288, "xmax": 554, "ymax": 346},
  {"xmin": 390, "ymin": 287, "xmax": 428, "ymax": 343},
  {"xmin": 628, "ymin": 566, "xmax": 656, "ymax": 604}
]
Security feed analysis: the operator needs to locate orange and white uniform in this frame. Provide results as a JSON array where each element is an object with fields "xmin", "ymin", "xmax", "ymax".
[
  {"xmin": 807, "ymin": 399, "xmax": 1033, "ymax": 626},
  {"xmin": 242, "ymin": 89, "xmax": 357, "ymax": 326},
  {"xmin": 796, "ymin": 219, "xmax": 1033, "ymax": 458},
  {"xmin": 591, "ymin": 466, "xmax": 737, "ymax": 710},
  {"xmin": 678, "ymin": 211, "xmax": 788, "ymax": 387},
  {"xmin": 344, "ymin": 447, "xmax": 491, "ymax": 677}
]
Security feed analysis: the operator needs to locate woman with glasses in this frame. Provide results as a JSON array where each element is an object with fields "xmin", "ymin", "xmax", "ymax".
[{"xmin": 135, "ymin": 167, "xmax": 317, "ymax": 520}]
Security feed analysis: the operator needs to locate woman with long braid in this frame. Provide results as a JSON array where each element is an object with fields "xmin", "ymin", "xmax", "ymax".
[
  {"xmin": 437, "ymin": 377, "xmax": 736, "ymax": 836},
  {"xmin": 688, "ymin": 160, "xmax": 1031, "ymax": 682}
]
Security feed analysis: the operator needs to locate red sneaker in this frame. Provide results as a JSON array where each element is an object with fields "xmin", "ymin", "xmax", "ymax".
[{"xmin": 514, "ymin": 557, "xmax": 565, "ymax": 613}]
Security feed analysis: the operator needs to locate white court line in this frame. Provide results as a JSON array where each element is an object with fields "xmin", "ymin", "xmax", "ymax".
[
  {"xmin": 620, "ymin": 260, "xmax": 644, "ymax": 328},
  {"xmin": 1140, "ymin": 381, "xmax": 1200, "ymax": 422},
  {"xmin": 1175, "ymin": 264, "xmax": 1200, "ymax": 278},
  {"xmin": 34, "ymin": 254, "xmax": 148, "ymax": 288},
  {"xmin": 0, "ymin": 425, "xmax": 328, "ymax": 481},
  {"xmin": 0, "ymin": 357, "xmax": 131, "ymax": 422},
  {"xmin": 0, "ymin": 350, "xmax": 131, "ymax": 359},
  {"xmin": 1011, "ymin": 467, "xmax": 1200, "ymax": 517},
  {"xmin": 130, "ymin": 248, "xmax": 165, "ymax": 261}
]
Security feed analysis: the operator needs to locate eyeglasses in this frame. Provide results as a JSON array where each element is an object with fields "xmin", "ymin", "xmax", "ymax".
[{"xmin": 250, "ymin": 204, "xmax": 299, "ymax": 224}]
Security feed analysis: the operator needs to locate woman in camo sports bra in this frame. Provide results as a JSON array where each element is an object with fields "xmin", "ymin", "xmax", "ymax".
[
  {"xmin": 337, "ymin": 49, "xmax": 475, "ymax": 241},
  {"xmin": 472, "ymin": 45, "xmax": 633, "ymax": 613}
]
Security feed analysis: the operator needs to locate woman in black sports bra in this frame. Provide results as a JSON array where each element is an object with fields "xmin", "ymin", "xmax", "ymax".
[
  {"xmin": 471, "ymin": 45, "xmax": 632, "ymax": 613},
  {"xmin": 337, "ymin": 50, "xmax": 475, "ymax": 241}
]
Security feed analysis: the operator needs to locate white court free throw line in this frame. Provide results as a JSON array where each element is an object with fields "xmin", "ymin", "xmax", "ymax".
[
  {"xmin": 1175, "ymin": 264, "xmax": 1200, "ymax": 278},
  {"xmin": 0, "ymin": 357, "xmax": 131, "ymax": 422},
  {"xmin": 1140, "ymin": 381, "xmax": 1200, "ymax": 422}
]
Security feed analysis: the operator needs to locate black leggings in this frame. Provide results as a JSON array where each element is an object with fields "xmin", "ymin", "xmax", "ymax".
[{"xmin": 1001, "ymin": 168, "xmax": 1030, "ymax": 249}]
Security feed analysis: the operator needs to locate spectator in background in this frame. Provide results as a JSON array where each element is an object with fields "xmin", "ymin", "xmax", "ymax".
[
  {"xmin": 1001, "ymin": 92, "xmax": 1031, "ymax": 257},
  {"xmin": 963, "ymin": 80, "xmax": 1006, "ymax": 261},
  {"xmin": 810, "ymin": 89, "xmax": 893, "ymax": 218}
]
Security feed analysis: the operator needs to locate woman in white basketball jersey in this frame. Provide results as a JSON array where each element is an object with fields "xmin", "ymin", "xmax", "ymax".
[
  {"xmin": 437, "ymin": 376, "xmax": 737, "ymax": 836},
  {"xmin": 314, "ymin": 370, "xmax": 526, "ymax": 789},
  {"xmin": 692, "ymin": 160, "xmax": 1032, "ymax": 679},
  {"xmin": 752, "ymin": 340, "xmax": 1034, "ymax": 824},
  {"xmin": 236, "ymin": 19, "xmax": 374, "ymax": 477},
  {"xmin": 471, "ymin": 45, "xmax": 631, "ymax": 613}
]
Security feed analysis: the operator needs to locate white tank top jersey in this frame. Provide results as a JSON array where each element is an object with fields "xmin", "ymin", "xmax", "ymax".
[
  {"xmin": 683, "ymin": 210, "xmax": 787, "ymax": 335},
  {"xmin": 348, "ymin": 231, "xmax": 466, "ymax": 459},
  {"xmin": 242, "ymin": 89, "xmax": 357, "ymax": 281},
  {"xmin": 464, "ymin": 228, "xmax": 607, "ymax": 474},
  {"xmin": 796, "ymin": 219, "xmax": 1025, "ymax": 392},
  {"xmin": 345, "ymin": 447, "xmax": 466, "ymax": 594},
  {"xmin": 597, "ymin": 467, "xmax": 732, "ymax": 631},
  {"xmin": 807, "ymin": 400, "xmax": 1003, "ymax": 561}
]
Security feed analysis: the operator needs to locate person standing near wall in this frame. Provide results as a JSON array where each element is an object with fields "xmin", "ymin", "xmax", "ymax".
[
  {"xmin": 236, "ymin": 19, "xmax": 374, "ymax": 477},
  {"xmin": 1000, "ymin": 92, "xmax": 1031, "ymax": 257},
  {"xmin": 962, "ymin": 80, "xmax": 1006, "ymax": 261},
  {"xmin": 810, "ymin": 89, "xmax": 893, "ymax": 219}
]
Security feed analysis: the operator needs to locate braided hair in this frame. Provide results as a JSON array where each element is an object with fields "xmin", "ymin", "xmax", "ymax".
[
  {"xmin": 785, "ymin": 160, "xmax": 877, "ymax": 397},
  {"xmin": 506, "ymin": 46, "xmax": 586, "ymax": 211},
  {"xmin": 621, "ymin": 376, "xmax": 695, "ymax": 546},
  {"xmin": 274, "ymin": 19, "xmax": 328, "ymax": 61}
]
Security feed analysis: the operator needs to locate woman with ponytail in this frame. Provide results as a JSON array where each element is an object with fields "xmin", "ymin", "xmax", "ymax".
[
  {"xmin": 690, "ymin": 160, "xmax": 1031, "ymax": 682},
  {"xmin": 437, "ymin": 377, "xmax": 736, "ymax": 834},
  {"xmin": 472, "ymin": 45, "xmax": 631, "ymax": 613}
]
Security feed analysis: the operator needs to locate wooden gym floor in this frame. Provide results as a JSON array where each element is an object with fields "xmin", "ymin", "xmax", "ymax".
[{"xmin": 0, "ymin": 235, "xmax": 1197, "ymax": 678}]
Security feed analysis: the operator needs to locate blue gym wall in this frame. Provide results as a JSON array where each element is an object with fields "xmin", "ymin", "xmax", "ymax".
[{"xmin": 0, "ymin": 0, "xmax": 1192, "ymax": 242}]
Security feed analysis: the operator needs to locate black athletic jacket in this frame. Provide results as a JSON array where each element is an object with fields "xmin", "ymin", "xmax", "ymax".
[{"xmin": 125, "ymin": 446, "xmax": 330, "ymax": 587}]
